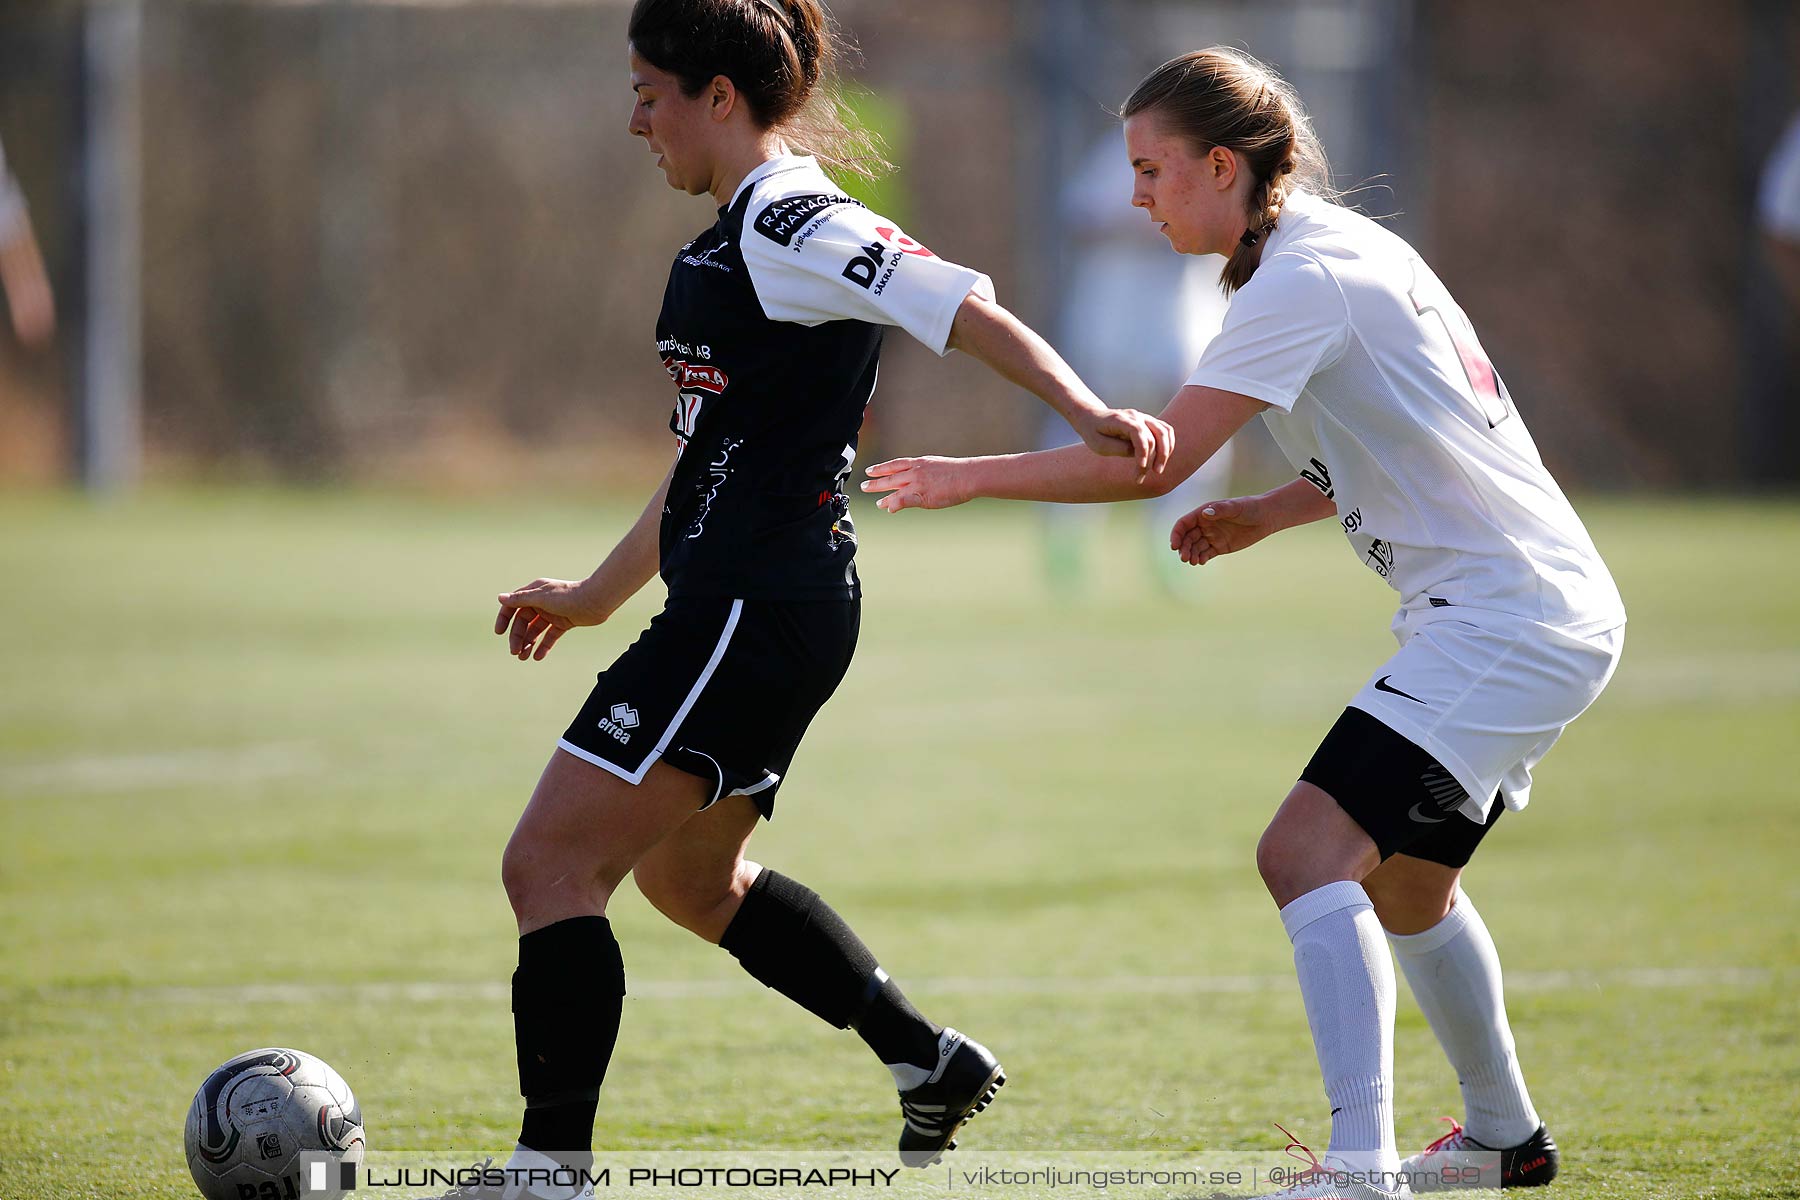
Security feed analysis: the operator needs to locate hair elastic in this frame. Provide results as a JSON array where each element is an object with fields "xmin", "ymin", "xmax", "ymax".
[{"xmin": 1239, "ymin": 227, "xmax": 1262, "ymax": 248}]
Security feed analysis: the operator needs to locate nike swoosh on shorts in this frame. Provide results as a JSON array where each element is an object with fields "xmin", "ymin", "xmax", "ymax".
[{"xmin": 1374, "ymin": 675, "xmax": 1427, "ymax": 704}]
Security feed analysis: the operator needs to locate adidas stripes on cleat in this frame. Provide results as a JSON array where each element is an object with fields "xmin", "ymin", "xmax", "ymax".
[
  {"xmin": 895, "ymin": 1028, "xmax": 1005, "ymax": 1169},
  {"xmin": 1400, "ymin": 1118, "xmax": 1559, "ymax": 1191}
]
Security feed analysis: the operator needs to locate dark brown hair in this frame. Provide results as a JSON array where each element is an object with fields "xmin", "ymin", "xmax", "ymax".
[
  {"xmin": 1123, "ymin": 47, "xmax": 1334, "ymax": 293},
  {"xmin": 628, "ymin": 0, "xmax": 890, "ymax": 180}
]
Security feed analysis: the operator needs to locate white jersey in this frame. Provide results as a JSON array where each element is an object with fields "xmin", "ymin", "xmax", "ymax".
[{"xmin": 1188, "ymin": 191, "xmax": 1625, "ymax": 637}]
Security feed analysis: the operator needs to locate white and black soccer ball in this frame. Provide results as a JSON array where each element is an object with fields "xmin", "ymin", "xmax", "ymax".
[{"xmin": 184, "ymin": 1047, "xmax": 365, "ymax": 1200}]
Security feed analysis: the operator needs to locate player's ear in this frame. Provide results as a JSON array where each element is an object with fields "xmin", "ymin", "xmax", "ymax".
[
  {"xmin": 1210, "ymin": 146, "xmax": 1238, "ymax": 191},
  {"xmin": 708, "ymin": 75, "xmax": 737, "ymax": 121}
]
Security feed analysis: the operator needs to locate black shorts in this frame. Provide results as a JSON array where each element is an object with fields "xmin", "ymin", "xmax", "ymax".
[
  {"xmin": 557, "ymin": 595, "xmax": 859, "ymax": 817},
  {"xmin": 1300, "ymin": 707, "xmax": 1506, "ymax": 868}
]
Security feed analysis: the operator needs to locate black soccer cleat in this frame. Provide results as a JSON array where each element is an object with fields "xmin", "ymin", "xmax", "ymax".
[
  {"xmin": 1400, "ymin": 1118, "xmax": 1559, "ymax": 1191},
  {"xmin": 895, "ymin": 1028, "xmax": 1006, "ymax": 1169},
  {"xmin": 1493, "ymin": 1125, "xmax": 1559, "ymax": 1189}
]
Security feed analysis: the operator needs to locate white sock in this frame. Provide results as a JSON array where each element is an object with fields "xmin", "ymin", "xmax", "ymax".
[
  {"xmin": 501, "ymin": 1143, "xmax": 596, "ymax": 1200},
  {"xmin": 1280, "ymin": 880, "xmax": 1399, "ymax": 1176},
  {"xmin": 887, "ymin": 1061, "xmax": 931, "ymax": 1090},
  {"xmin": 1388, "ymin": 888, "xmax": 1541, "ymax": 1148},
  {"xmin": 886, "ymin": 1027, "xmax": 955, "ymax": 1091}
]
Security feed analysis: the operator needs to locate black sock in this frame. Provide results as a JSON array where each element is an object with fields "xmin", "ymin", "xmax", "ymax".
[
  {"xmin": 856, "ymin": 973, "xmax": 941, "ymax": 1069},
  {"xmin": 719, "ymin": 869, "xmax": 941, "ymax": 1069},
  {"xmin": 512, "ymin": 915, "xmax": 625, "ymax": 1162},
  {"xmin": 519, "ymin": 1100, "xmax": 598, "ymax": 1173}
]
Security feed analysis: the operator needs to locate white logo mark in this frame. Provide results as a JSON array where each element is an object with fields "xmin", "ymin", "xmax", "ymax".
[{"xmin": 598, "ymin": 703, "xmax": 640, "ymax": 744}]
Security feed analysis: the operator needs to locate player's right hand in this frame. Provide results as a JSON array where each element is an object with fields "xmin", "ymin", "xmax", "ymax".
[
  {"xmin": 494, "ymin": 578, "xmax": 612, "ymax": 661},
  {"xmin": 1075, "ymin": 407, "xmax": 1175, "ymax": 482},
  {"xmin": 1170, "ymin": 496, "xmax": 1277, "ymax": 566}
]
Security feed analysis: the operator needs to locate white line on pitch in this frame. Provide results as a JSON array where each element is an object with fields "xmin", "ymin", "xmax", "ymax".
[
  {"xmin": 8, "ymin": 965, "xmax": 1782, "ymax": 1007},
  {"xmin": 0, "ymin": 743, "xmax": 320, "ymax": 793}
]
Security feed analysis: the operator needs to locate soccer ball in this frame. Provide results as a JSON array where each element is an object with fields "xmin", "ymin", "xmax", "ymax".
[{"xmin": 184, "ymin": 1047, "xmax": 365, "ymax": 1200}]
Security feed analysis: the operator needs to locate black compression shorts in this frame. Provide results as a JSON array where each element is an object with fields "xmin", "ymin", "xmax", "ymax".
[{"xmin": 1301, "ymin": 706, "xmax": 1506, "ymax": 867}]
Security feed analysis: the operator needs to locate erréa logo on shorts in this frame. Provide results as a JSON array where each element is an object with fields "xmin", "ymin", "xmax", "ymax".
[{"xmin": 598, "ymin": 703, "xmax": 640, "ymax": 744}]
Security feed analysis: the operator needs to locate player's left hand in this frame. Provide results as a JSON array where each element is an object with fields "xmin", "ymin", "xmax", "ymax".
[
  {"xmin": 1075, "ymin": 407, "xmax": 1175, "ymax": 482},
  {"xmin": 861, "ymin": 456, "xmax": 973, "ymax": 513},
  {"xmin": 494, "ymin": 577, "xmax": 610, "ymax": 661}
]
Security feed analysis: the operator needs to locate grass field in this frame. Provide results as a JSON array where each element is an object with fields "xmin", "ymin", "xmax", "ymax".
[{"xmin": 2, "ymin": 489, "xmax": 1797, "ymax": 1199}]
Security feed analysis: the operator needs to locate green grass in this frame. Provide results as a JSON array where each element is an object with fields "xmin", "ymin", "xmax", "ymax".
[{"xmin": 2, "ymin": 489, "xmax": 1797, "ymax": 1198}]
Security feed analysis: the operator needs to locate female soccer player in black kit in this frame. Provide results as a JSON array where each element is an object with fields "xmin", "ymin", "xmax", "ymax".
[{"xmin": 464, "ymin": 2, "xmax": 1174, "ymax": 1196}]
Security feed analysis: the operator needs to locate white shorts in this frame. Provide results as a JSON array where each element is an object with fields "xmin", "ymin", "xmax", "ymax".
[{"xmin": 1348, "ymin": 609, "xmax": 1624, "ymax": 825}]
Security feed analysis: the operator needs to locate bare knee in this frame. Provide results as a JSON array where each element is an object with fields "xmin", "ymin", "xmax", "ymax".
[
  {"xmin": 1256, "ymin": 784, "xmax": 1382, "ymax": 908},
  {"xmin": 1255, "ymin": 824, "xmax": 1298, "ymax": 898},
  {"xmin": 633, "ymin": 858, "xmax": 756, "ymax": 943},
  {"xmin": 499, "ymin": 834, "xmax": 540, "ymax": 918},
  {"xmin": 1256, "ymin": 810, "xmax": 1336, "ymax": 902},
  {"xmin": 498, "ymin": 753, "xmax": 712, "ymax": 932},
  {"xmin": 501, "ymin": 826, "xmax": 619, "ymax": 928}
]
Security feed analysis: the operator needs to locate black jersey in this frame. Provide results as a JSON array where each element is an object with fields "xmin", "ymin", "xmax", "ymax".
[{"xmin": 654, "ymin": 156, "xmax": 990, "ymax": 600}]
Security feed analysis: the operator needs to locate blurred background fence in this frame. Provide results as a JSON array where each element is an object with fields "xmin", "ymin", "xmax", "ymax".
[{"xmin": 1, "ymin": 0, "xmax": 1796, "ymax": 493}]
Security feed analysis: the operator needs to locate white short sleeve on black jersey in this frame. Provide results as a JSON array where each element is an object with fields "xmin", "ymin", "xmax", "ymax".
[
  {"xmin": 1186, "ymin": 251, "xmax": 1349, "ymax": 412},
  {"xmin": 739, "ymin": 159, "xmax": 994, "ymax": 356}
]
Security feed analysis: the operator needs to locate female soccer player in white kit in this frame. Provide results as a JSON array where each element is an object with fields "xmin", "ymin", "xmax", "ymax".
[{"xmin": 864, "ymin": 48, "xmax": 1625, "ymax": 1200}]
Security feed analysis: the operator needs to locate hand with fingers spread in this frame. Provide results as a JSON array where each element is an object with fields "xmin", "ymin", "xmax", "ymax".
[
  {"xmin": 494, "ymin": 577, "xmax": 615, "ymax": 662},
  {"xmin": 860, "ymin": 456, "xmax": 974, "ymax": 514},
  {"xmin": 1071, "ymin": 406, "xmax": 1177, "ymax": 482},
  {"xmin": 1170, "ymin": 494, "xmax": 1282, "ymax": 566}
]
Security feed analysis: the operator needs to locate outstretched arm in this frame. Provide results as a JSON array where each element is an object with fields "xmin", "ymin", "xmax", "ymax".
[
  {"xmin": 946, "ymin": 292, "xmax": 1173, "ymax": 480},
  {"xmin": 863, "ymin": 384, "xmax": 1267, "ymax": 510},
  {"xmin": 735, "ymin": 199, "xmax": 1171, "ymax": 477}
]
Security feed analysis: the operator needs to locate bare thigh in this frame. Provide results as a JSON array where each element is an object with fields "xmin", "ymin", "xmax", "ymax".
[
  {"xmin": 1256, "ymin": 781, "xmax": 1383, "ymax": 908},
  {"xmin": 631, "ymin": 794, "xmax": 764, "ymax": 943},
  {"xmin": 501, "ymin": 748, "xmax": 710, "ymax": 935},
  {"xmin": 1361, "ymin": 853, "xmax": 1463, "ymax": 935}
]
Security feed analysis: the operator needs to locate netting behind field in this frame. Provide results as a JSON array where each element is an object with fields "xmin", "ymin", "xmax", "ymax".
[
  {"xmin": 0, "ymin": 0, "xmax": 1794, "ymax": 487},
  {"xmin": 2, "ymin": 0, "xmax": 1037, "ymax": 486}
]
